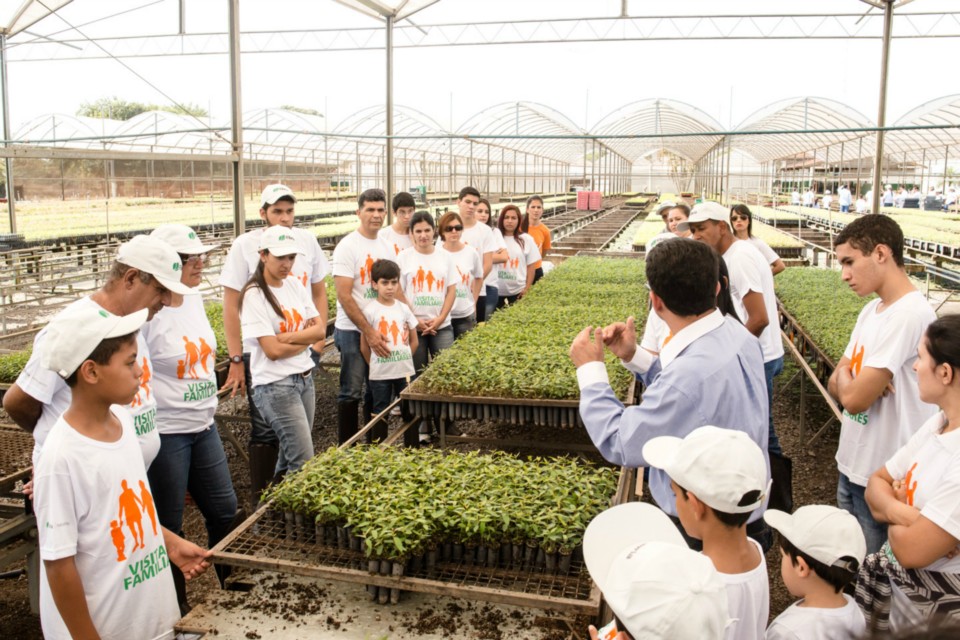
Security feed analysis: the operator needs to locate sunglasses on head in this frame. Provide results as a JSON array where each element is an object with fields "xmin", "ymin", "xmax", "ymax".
[{"xmin": 445, "ymin": 225, "xmax": 463, "ymax": 232}]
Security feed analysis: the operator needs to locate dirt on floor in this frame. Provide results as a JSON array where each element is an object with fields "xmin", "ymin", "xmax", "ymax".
[{"xmin": 0, "ymin": 356, "xmax": 841, "ymax": 638}]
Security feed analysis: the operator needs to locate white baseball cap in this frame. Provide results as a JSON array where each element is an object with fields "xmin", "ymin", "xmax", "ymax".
[
  {"xmin": 764, "ymin": 505, "xmax": 867, "ymax": 571},
  {"xmin": 41, "ymin": 306, "xmax": 148, "ymax": 379},
  {"xmin": 150, "ymin": 224, "xmax": 217, "ymax": 254},
  {"xmin": 116, "ymin": 235, "xmax": 195, "ymax": 296},
  {"xmin": 655, "ymin": 200, "xmax": 678, "ymax": 216},
  {"xmin": 643, "ymin": 425, "xmax": 769, "ymax": 514},
  {"xmin": 584, "ymin": 502, "xmax": 729, "ymax": 639},
  {"xmin": 677, "ymin": 202, "xmax": 731, "ymax": 232},
  {"xmin": 257, "ymin": 225, "xmax": 303, "ymax": 256},
  {"xmin": 261, "ymin": 183, "xmax": 296, "ymax": 207}
]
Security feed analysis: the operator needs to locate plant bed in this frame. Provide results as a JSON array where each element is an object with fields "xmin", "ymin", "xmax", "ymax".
[{"xmin": 212, "ymin": 445, "xmax": 633, "ymax": 614}]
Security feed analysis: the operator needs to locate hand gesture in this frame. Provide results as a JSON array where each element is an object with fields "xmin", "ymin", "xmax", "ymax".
[
  {"xmin": 168, "ymin": 536, "xmax": 213, "ymax": 580},
  {"xmin": 220, "ymin": 362, "xmax": 245, "ymax": 399},
  {"xmin": 365, "ymin": 328, "xmax": 391, "ymax": 358},
  {"xmin": 569, "ymin": 326, "xmax": 605, "ymax": 368},
  {"xmin": 601, "ymin": 316, "xmax": 638, "ymax": 362}
]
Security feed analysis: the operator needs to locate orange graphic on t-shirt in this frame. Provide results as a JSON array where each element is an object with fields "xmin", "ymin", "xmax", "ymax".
[
  {"xmin": 198, "ymin": 338, "xmax": 213, "ymax": 374},
  {"xmin": 176, "ymin": 360, "xmax": 185, "ymax": 379},
  {"xmin": 393, "ymin": 243, "xmax": 401, "ymax": 256},
  {"xmin": 110, "ymin": 520, "xmax": 126, "ymax": 561},
  {"xmin": 512, "ymin": 257, "xmax": 520, "ymax": 269},
  {"xmin": 139, "ymin": 480, "xmax": 158, "ymax": 535},
  {"xmin": 457, "ymin": 266, "xmax": 471, "ymax": 286},
  {"xmin": 438, "ymin": 277, "xmax": 444, "ymax": 291},
  {"xmin": 287, "ymin": 271, "xmax": 308, "ymax": 287},
  {"xmin": 425, "ymin": 270, "xmax": 436, "ymax": 292},
  {"xmin": 850, "ymin": 341, "xmax": 865, "ymax": 377},
  {"xmin": 182, "ymin": 336, "xmax": 201, "ymax": 379},
  {"xmin": 279, "ymin": 306, "xmax": 304, "ymax": 333},
  {"xmin": 415, "ymin": 265, "xmax": 426, "ymax": 292},
  {"xmin": 130, "ymin": 358, "xmax": 152, "ymax": 407},
  {"xmin": 359, "ymin": 266, "xmax": 367, "ymax": 285},
  {"xmin": 365, "ymin": 254, "xmax": 375, "ymax": 283},
  {"xmin": 904, "ymin": 462, "xmax": 919, "ymax": 506},
  {"xmin": 378, "ymin": 315, "xmax": 389, "ymax": 338},
  {"xmin": 389, "ymin": 320, "xmax": 401, "ymax": 345},
  {"xmin": 117, "ymin": 479, "xmax": 146, "ymax": 554},
  {"xmin": 662, "ymin": 333, "xmax": 674, "ymax": 348}
]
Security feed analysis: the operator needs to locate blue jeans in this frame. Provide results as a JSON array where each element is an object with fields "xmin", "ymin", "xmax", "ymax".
[
  {"xmin": 451, "ymin": 314, "xmax": 476, "ymax": 340},
  {"xmin": 242, "ymin": 352, "xmax": 276, "ymax": 446},
  {"xmin": 841, "ymin": 205, "xmax": 850, "ymax": 213},
  {"xmin": 413, "ymin": 326, "xmax": 454, "ymax": 373},
  {"xmin": 838, "ymin": 473, "xmax": 888, "ymax": 554},
  {"xmin": 334, "ymin": 328, "xmax": 369, "ymax": 404},
  {"xmin": 369, "ymin": 377, "xmax": 407, "ymax": 415},
  {"xmin": 252, "ymin": 372, "xmax": 316, "ymax": 476},
  {"xmin": 764, "ymin": 356, "xmax": 784, "ymax": 456},
  {"xmin": 484, "ymin": 285, "xmax": 499, "ymax": 320},
  {"xmin": 147, "ymin": 426, "xmax": 238, "ymax": 544}
]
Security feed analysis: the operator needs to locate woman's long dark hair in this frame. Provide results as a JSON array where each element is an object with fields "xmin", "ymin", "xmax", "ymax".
[
  {"xmin": 239, "ymin": 252, "xmax": 284, "ymax": 320},
  {"xmin": 925, "ymin": 315, "xmax": 960, "ymax": 376},
  {"xmin": 477, "ymin": 198, "xmax": 494, "ymax": 228},
  {"xmin": 730, "ymin": 204, "xmax": 754, "ymax": 237},
  {"xmin": 520, "ymin": 195, "xmax": 544, "ymax": 234},
  {"xmin": 717, "ymin": 258, "xmax": 742, "ymax": 324},
  {"xmin": 498, "ymin": 204, "xmax": 525, "ymax": 249}
]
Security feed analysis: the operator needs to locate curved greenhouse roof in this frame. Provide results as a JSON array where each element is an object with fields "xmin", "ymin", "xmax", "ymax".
[{"xmin": 886, "ymin": 94, "xmax": 960, "ymax": 162}]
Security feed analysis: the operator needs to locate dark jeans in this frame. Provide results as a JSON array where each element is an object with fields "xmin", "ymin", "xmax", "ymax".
[
  {"xmin": 497, "ymin": 294, "xmax": 520, "ymax": 309},
  {"xmin": 669, "ymin": 514, "xmax": 772, "ymax": 553},
  {"xmin": 764, "ymin": 356, "xmax": 784, "ymax": 456},
  {"xmin": 333, "ymin": 328, "xmax": 370, "ymax": 404},
  {"xmin": 251, "ymin": 372, "xmax": 316, "ymax": 475},
  {"xmin": 476, "ymin": 296, "xmax": 487, "ymax": 322},
  {"xmin": 533, "ymin": 267, "xmax": 544, "ymax": 284},
  {"xmin": 413, "ymin": 326, "xmax": 455, "ymax": 373},
  {"xmin": 484, "ymin": 285, "xmax": 499, "ymax": 319},
  {"xmin": 838, "ymin": 473, "xmax": 888, "ymax": 554},
  {"xmin": 451, "ymin": 313, "xmax": 476, "ymax": 339},
  {"xmin": 242, "ymin": 352, "xmax": 276, "ymax": 446},
  {"xmin": 369, "ymin": 377, "xmax": 408, "ymax": 414}
]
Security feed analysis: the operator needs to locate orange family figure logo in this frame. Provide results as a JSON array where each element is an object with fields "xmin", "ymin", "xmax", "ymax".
[
  {"xmin": 287, "ymin": 272, "xmax": 309, "ymax": 287},
  {"xmin": 411, "ymin": 265, "xmax": 445, "ymax": 293},
  {"xmin": 110, "ymin": 479, "xmax": 158, "ymax": 562},
  {"xmin": 279, "ymin": 306, "xmax": 304, "ymax": 333},
  {"xmin": 177, "ymin": 337, "xmax": 214, "ymax": 380},
  {"xmin": 130, "ymin": 358, "xmax": 152, "ymax": 408},
  {"xmin": 377, "ymin": 316, "xmax": 405, "ymax": 346},
  {"xmin": 849, "ymin": 341, "xmax": 865, "ymax": 377},
  {"xmin": 359, "ymin": 254, "xmax": 376, "ymax": 286}
]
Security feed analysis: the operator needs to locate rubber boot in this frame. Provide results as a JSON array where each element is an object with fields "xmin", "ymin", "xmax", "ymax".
[
  {"xmin": 338, "ymin": 400, "xmax": 360, "ymax": 445},
  {"xmin": 248, "ymin": 443, "xmax": 278, "ymax": 513}
]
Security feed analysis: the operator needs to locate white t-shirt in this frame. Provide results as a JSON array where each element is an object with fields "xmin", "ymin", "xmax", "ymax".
[
  {"xmin": 802, "ymin": 191, "xmax": 815, "ymax": 206},
  {"xmin": 17, "ymin": 296, "xmax": 160, "ymax": 468},
  {"xmin": 645, "ymin": 231, "xmax": 675, "ymax": 253},
  {"xmin": 822, "ymin": 195, "xmax": 833, "ymax": 209},
  {"xmin": 220, "ymin": 225, "xmax": 328, "ymax": 292},
  {"xmin": 720, "ymin": 538, "xmax": 770, "ymax": 640},
  {"xmin": 363, "ymin": 299, "xmax": 418, "ymax": 381},
  {"xmin": 331, "ymin": 231, "xmax": 394, "ymax": 331},
  {"xmin": 397, "ymin": 247, "xmax": 457, "ymax": 327},
  {"xmin": 241, "ymin": 278, "xmax": 319, "ymax": 387},
  {"xmin": 836, "ymin": 291, "xmax": 937, "ymax": 486},
  {"xmin": 722, "ymin": 239, "xmax": 784, "ymax": 363},
  {"xmin": 378, "ymin": 225, "xmax": 412, "ymax": 258},
  {"xmin": 482, "ymin": 228, "xmax": 505, "ymax": 289},
  {"xmin": 35, "ymin": 408, "xmax": 180, "ymax": 640},
  {"xmin": 765, "ymin": 595, "xmax": 865, "ymax": 640},
  {"xmin": 640, "ymin": 307, "xmax": 670, "ymax": 354},
  {"xmin": 885, "ymin": 411, "xmax": 960, "ymax": 572},
  {"xmin": 497, "ymin": 234, "xmax": 542, "ymax": 297},
  {"xmin": 140, "ymin": 294, "xmax": 219, "ymax": 435},
  {"xmin": 791, "ymin": 191, "xmax": 801, "ymax": 205},
  {"xmin": 747, "ymin": 236, "xmax": 780, "ymax": 267},
  {"xmin": 855, "ymin": 199, "xmax": 868, "ymax": 214},
  {"xmin": 438, "ymin": 245, "xmax": 484, "ymax": 319}
]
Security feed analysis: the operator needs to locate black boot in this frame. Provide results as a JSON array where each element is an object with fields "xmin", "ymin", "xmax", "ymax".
[
  {"xmin": 248, "ymin": 443, "xmax": 278, "ymax": 513},
  {"xmin": 338, "ymin": 400, "xmax": 360, "ymax": 445}
]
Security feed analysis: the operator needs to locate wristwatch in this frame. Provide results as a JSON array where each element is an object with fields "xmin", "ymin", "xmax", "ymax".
[{"xmin": 230, "ymin": 355, "xmax": 243, "ymax": 364}]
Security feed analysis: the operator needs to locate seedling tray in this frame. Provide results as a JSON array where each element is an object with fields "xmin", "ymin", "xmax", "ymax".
[
  {"xmin": 211, "ymin": 466, "xmax": 635, "ymax": 615},
  {"xmin": 0, "ymin": 426, "xmax": 33, "ymax": 496}
]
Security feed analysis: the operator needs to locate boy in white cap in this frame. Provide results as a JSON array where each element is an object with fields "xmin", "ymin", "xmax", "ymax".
[
  {"xmin": 34, "ymin": 305, "xmax": 210, "ymax": 639},
  {"xmin": 583, "ymin": 502, "xmax": 729, "ymax": 640},
  {"xmin": 3, "ymin": 235, "xmax": 195, "ymax": 467},
  {"xmin": 643, "ymin": 425, "xmax": 771, "ymax": 640},
  {"xmin": 218, "ymin": 184, "xmax": 330, "ymax": 508},
  {"xmin": 763, "ymin": 505, "xmax": 867, "ymax": 639}
]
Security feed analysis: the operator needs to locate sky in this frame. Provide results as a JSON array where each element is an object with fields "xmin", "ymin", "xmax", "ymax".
[{"xmin": 2, "ymin": 0, "xmax": 959, "ymax": 136}]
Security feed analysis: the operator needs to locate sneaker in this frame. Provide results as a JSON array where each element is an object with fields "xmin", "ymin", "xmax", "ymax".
[{"xmin": 390, "ymin": 406, "xmax": 401, "ymax": 417}]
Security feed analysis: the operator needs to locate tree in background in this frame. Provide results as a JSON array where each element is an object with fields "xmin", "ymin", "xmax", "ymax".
[{"xmin": 77, "ymin": 97, "xmax": 208, "ymax": 120}]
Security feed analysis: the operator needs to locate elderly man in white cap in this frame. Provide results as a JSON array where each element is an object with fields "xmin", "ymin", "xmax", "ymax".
[
  {"xmin": 4, "ymin": 234, "xmax": 195, "ymax": 467},
  {"xmin": 218, "ymin": 184, "xmax": 330, "ymax": 510}
]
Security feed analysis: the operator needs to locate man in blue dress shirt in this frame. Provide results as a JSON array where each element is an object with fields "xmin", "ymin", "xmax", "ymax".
[{"xmin": 569, "ymin": 238, "xmax": 772, "ymax": 549}]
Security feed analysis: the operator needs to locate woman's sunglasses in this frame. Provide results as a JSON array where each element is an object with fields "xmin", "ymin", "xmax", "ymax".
[
  {"xmin": 445, "ymin": 225, "xmax": 463, "ymax": 232},
  {"xmin": 730, "ymin": 214, "xmax": 749, "ymax": 221}
]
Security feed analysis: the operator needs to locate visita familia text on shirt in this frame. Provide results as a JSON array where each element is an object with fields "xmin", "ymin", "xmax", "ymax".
[{"xmin": 123, "ymin": 545, "xmax": 170, "ymax": 591}]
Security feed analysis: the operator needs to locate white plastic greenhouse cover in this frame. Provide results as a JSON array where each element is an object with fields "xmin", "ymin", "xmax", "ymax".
[
  {"xmin": 332, "ymin": 0, "xmax": 441, "ymax": 21},
  {"xmin": 0, "ymin": 0, "xmax": 72, "ymax": 36}
]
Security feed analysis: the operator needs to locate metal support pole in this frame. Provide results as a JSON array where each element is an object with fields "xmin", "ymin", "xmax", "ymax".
[
  {"xmin": 385, "ymin": 14, "xmax": 394, "ymax": 216},
  {"xmin": 871, "ymin": 0, "xmax": 894, "ymax": 215},
  {"xmin": 724, "ymin": 138, "xmax": 732, "ymax": 205},
  {"xmin": 1, "ymin": 34, "xmax": 15, "ymax": 233},
  {"xmin": 228, "ymin": 0, "xmax": 245, "ymax": 236}
]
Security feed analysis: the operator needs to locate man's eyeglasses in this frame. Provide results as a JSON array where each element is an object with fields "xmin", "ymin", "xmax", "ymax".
[
  {"xmin": 178, "ymin": 253, "xmax": 208, "ymax": 266},
  {"xmin": 445, "ymin": 225, "xmax": 463, "ymax": 232}
]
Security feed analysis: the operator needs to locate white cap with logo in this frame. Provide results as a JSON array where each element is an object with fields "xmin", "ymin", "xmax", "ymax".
[
  {"xmin": 764, "ymin": 505, "xmax": 867, "ymax": 571},
  {"xmin": 677, "ymin": 201, "xmax": 731, "ymax": 232},
  {"xmin": 258, "ymin": 225, "xmax": 303, "ymax": 256},
  {"xmin": 41, "ymin": 306, "xmax": 148, "ymax": 379},
  {"xmin": 643, "ymin": 425, "xmax": 769, "ymax": 514},
  {"xmin": 584, "ymin": 502, "xmax": 729, "ymax": 639},
  {"xmin": 150, "ymin": 224, "xmax": 217, "ymax": 254},
  {"xmin": 116, "ymin": 235, "xmax": 195, "ymax": 296},
  {"xmin": 261, "ymin": 184, "xmax": 296, "ymax": 207}
]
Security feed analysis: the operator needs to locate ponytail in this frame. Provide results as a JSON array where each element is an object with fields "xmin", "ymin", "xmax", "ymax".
[{"xmin": 239, "ymin": 255, "xmax": 285, "ymax": 320}]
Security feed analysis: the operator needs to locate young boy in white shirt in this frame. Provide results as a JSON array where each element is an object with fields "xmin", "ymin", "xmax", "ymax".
[
  {"xmin": 360, "ymin": 259, "xmax": 418, "ymax": 444},
  {"xmin": 644, "ymin": 426, "xmax": 771, "ymax": 640},
  {"xmin": 34, "ymin": 305, "xmax": 211, "ymax": 639},
  {"xmin": 763, "ymin": 505, "xmax": 867, "ymax": 640}
]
